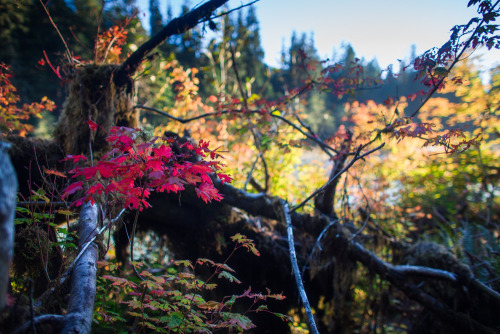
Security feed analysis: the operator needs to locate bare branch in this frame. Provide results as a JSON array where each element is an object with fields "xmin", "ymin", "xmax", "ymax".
[
  {"xmin": 244, "ymin": 153, "xmax": 260, "ymax": 191},
  {"xmin": 292, "ymin": 143, "xmax": 385, "ymax": 212},
  {"xmin": 136, "ymin": 105, "xmax": 338, "ymax": 156},
  {"xmin": 230, "ymin": 44, "xmax": 270, "ymax": 191},
  {"xmin": 14, "ymin": 314, "xmax": 64, "ymax": 334},
  {"xmin": 209, "ymin": 0, "xmax": 259, "ymax": 20},
  {"xmin": 314, "ymin": 131, "xmax": 352, "ymax": 217},
  {"xmin": 391, "ymin": 265, "xmax": 457, "ymax": 281},
  {"xmin": 38, "ymin": 0, "xmax": 73, "ymax": 64},
  {"xmin": 58, "ymin": 208, "xmax": 125, "ymax": 287},
  {"xmin": 281, "ymin": 200, "xmax": 319, "ymax": 334},
  {"xmin": 347, "ymin": 237, "xmax": 497, "ymax": 333},
  {"xmin": 301, "ymin": 219, "xmax": 338, "ymax": 278},
  {"xmin": 61, "ymin": 202, "xmax": 98, "ymax": 334}
]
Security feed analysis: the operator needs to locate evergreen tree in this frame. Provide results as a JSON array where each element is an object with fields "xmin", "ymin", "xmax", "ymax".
[
  {"xmin": 173, "ymin": 2, "xmax": 205, "ymax": 69},
  {"xmin": 273, "ymin": 31, "xmax": 321, "ymax": 93},
  {"xmin": 0, "ymin": 0, "xmax": 145, "ymax": 107},
  {"xmin": 233, "ymin": 7, "xmax": 269, "ymax": 96},
  {"xmin": 0, "ymin": 0, "xmax": 95, "ymax": 105},
  {"xmin": 149, "ymin": 0, "xmax": 163, "ymax": 37}
]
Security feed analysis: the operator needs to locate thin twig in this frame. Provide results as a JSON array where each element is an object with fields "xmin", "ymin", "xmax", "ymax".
[
  {"xmin": 244, "ymin": 153, "xmax": 261, "ymax": 191},
  {"xmin": 13, "ymin": 314, "xmax": 64, "ymax": 334},
  {"xmin": 28, "ymin": 279, "xmax": 37, "ymax": 334},
  {"xmin": 38, "ymin": 0, "xmax": 73, "ymax": 64},
  {"xmin": 208, "ymin": 0, "xmax": 260, "ymax": 20},
  {"xmin": 129, "ymin": 201, "xmax": 145, "ymax": 281},
  {"xmin": 301, "ymin": 219, "xmax": 338, "ymax": 278},
  {"xmin": 136, "ymin": 105, "xmax": 338, "ymax": 156},
  {"xmin": 230, "ymin": 43, "xmax": 270, "ymax": 191},
  {"xmin": 57, "ymin": 208, "xmax": 126, "ymax": 286},
  {"xmin": 282, "ymin": 200, "xmax": 319, "ymax": 334},
  {"xmin": 16, "ymin": 201, "xmax": 69, "ymax": 207},
  {"xmin": 409, "ymin": 0, "xmax": 500, "ymax": 118},
  {"xmin": 291, "ymin": 143, "xmax": 385, "ymax": 212}
]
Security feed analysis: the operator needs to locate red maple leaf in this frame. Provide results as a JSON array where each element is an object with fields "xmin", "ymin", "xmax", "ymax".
[
  {"xmin": 61, "ymin": 181, "xmax": 83, "ymax": 199},
  {"xmin": 61, "ymin": 155, "xmax": 87, "ymax": 163},
  {"xmin": 87, "ymin": 119, "xmax": 98, "ymax": 132},
  {"xmin": 195, "ymin": 182, "xmax": 223, "ymax": 203},
  {"xmin": 217, "ymin": 173, "xmax": 232, "ymax": 185}
]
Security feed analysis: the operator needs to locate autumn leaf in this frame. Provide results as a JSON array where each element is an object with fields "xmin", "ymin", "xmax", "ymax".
[
  {"xmin": 61, "ymin": 181, "xmax": 83, "ymax": 199},
  {"xmin": 87, "ymin": 119, "xmax": 98, "ymax": 132},
  {"xmin": 218, "ymin": 271, "xmax": 241, "ymax": 284},
  {"xmin": 60, "ymin": 155, "xmax": 87, "ymax": 163},
  {"xmin": 195, "ymin": 182, "xmax": 223, "ymax": 203},
  {"xmin": 222, "ymin": 313, "xmax": 255, "ymax": 330},
  {"xmin": 43, "ymin": 168, "xmax": 67, "ymax": 178}
]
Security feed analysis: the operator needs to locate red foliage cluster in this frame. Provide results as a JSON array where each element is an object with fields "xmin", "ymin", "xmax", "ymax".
[
  {"xmin": 390, "ymin": 120, "xmax": 481, "ymax": 153},
  {"xmin": 62, "ymin": 121, "xmax": 231, "ymax": 209}
]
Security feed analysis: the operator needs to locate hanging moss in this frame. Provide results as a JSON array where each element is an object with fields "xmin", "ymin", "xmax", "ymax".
[{"xmin": 53, "ymin": 64, "xmax": 138, "ymax": 156}]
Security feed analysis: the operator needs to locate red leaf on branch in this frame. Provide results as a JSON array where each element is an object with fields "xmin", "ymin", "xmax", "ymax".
[
  {"xmin": 60, "ymin": 154, "xmax": 87, "ymax": 163},
  {"xmin": 61, "ymin": 181, "xmax": 83, "ymax": 199},
  {"xmin": 195, "ymin": 182, "xmax": 223, "ymax": 203},
  {"xmin": 217, "ymin": 173, "xmax": 232, "ymax": 185},
  {"xmin": 87, "ymin": 119, "xmax": 98, "ymax": 131},
  {"xmin": 152, "ymin": 145, "xmax": 172, "ymax": 160}
]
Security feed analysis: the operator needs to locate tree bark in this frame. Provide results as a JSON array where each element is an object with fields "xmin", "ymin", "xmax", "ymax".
[{"xmin": 0, "ymin": 141, "xmax": 17, "ymax": 310}]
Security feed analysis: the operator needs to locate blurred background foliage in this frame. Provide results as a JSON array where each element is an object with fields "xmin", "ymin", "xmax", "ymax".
[{"xmin": 1, "ymin": 0, "xmax": 498, "ymax": 331}]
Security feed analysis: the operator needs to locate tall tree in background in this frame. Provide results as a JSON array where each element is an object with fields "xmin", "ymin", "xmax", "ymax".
[
  {"xmin": 149, "ymin": 0, "xmax": 163, "ymax": 36},
  {"xmin": 233, "ymin": 7, "xmax": 269, "ymax": 96}
]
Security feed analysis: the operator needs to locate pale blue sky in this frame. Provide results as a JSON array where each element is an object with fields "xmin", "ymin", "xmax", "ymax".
[{"xmin": 135, "ymin": 0, "xmax": 499, "ymax": 72}]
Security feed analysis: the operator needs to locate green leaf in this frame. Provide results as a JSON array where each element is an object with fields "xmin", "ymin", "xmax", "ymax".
[
  {"xmin": 274, "ymin": 313, "xmax": 292, "ymax": 322},
  {"xmin": 225, "ymin": 295, "xmax": 236, "ymax": 307},
  {"xmin": 218, "ymin": 271, "xmax": 241, "ymax": 284},
  {"xmin": 222, "ymin": 313, "xmax": 255, "ymax": 330},
  {"xmin": 14, "ymin": 218, "xmax": 30, "ymax": 225},
  {"xmin": 139, "ymin": 321, "xmax": 157, "ymax": 330},
  {"xmin": 256, "ymin": 305, "xmax": 268, "ymax": 312},
  {"xmin": 128, "ymin": 311, "xmax": 144, "ymax": 318},
  {"xmin": 167, "ymin": 312, "xmax": 184, "ymax": 328},
  {"xmin": 174, "ymin": 260, "xmax": 193, "ymax": 269}
]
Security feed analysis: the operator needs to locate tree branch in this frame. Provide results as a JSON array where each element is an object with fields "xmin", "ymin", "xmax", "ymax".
[
  {"xmin": 114, "ymin": 0, "xmax": 229, "ymax": 86},
  {"xmin": 292, "ymin": 143, "xmax": 385, "ymax": 212},
  {"xmin": 61, "ymin": 202, "xmax": 98, "ymax": 334},
  {"xmin": 217, "ymin": 182, "xmax": 500, "ymax": 332},
  {"xmin": 14, "ymin": 314, "xmax": 64, "ymax": 334},
  {"xmin": 314, "ymin": 130, "xmax": 352, "ymax": 217},
  {"xmin": 34, "ymin": 208, "xmax": 125, "ymax": 311},
  {"xmin": 281, "ymin": 200, "xmax": 319, "ymax": 334},
  {"xmin": 346, "ymin": 236, "xmax": 497, "ymax": 333},
  {"xmin": 136, "ymin": 104, "xmax": 339, "ymax": 156}
]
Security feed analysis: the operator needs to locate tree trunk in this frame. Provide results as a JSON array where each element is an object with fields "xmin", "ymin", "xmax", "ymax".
[{"xmin": 0, "ymin": 141, "xmax": 17, "ymax": 310}]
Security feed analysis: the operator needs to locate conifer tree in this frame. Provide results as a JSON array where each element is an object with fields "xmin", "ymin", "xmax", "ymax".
[
  {"xmin": 149, "ymin": 0, "xmax": 163, "ymax": 37},
  {"xmin": 234, "ymin": 7, "xmax": 269, "ymax": 96}
]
